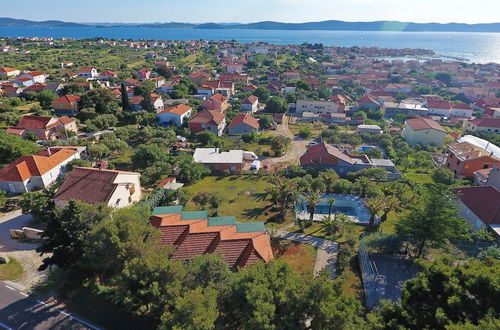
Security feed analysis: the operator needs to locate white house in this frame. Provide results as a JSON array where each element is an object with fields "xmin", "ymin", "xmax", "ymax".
[
  {"xmin": 156, "ymin": 104, "xmax": 193, "ymax": 126},
  {"xmin": 240, "ymin": 95, "xmax": 259, "ymax": 113},
  {"xmin": 401, "ymin": 117, "xmax": 447, "ymax": 146},
  {"xmin": 0, "ymin": 146, "xmax": 86, "ymax": 194},
  {"xmin": 296, "ymin": 99, "xmax": 341, "ymax": 115},
  {"xmin": 17, "ymin": 71, "xmax": 46, "ymax": 84},
  {"xmin": 357, "ymin": 125, "xmax": 382, "ymax": 134},
  {"xmin": 54, "ymin": 167, "xmax": 142, "ymax": 209},
  {"xmin": 464, "ymin": 118, "xmax": 500, "ymax": 135},
  {"xmin": 0, "ymin": 67, "xmax": 21, "ymax": 78},
  {"xmin": 77, "ymin": 67, "xmax": 98, "ymax": 79}
]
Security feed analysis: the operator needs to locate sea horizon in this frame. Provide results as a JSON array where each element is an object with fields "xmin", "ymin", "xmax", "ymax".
[{"xmin": 1, "ymin": 26, "xmax": 500, "ymax": 64}]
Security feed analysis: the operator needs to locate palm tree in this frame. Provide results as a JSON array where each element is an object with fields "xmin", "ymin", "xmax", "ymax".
[
  {"xmin": 335, "ymin": 212, "xmax": 353, "ymax": 237},
  {"xmin": 321, "ymin": 216, "xmax": 337, "ymax": 236},
  {"xmin": 379, "ymin": 196, "xmax": 400, "ymax": 231},
  {"xmin": 364, "ymin": 197, "xmax": 385, "ymax": 228},
  {"xmin": 304, "ymin": 190, "xmax": 321, "ymax": 222},
  {"xmin": 267, "ymin": 175, "xmax": 297, "ymax": 217},
  {"xmin": 327, "ymin": 197, "xmax": 336, "ymax": 218},
  {"xmin": 355, "ymin": 177, "xmax": 372, "ymax": 198}
]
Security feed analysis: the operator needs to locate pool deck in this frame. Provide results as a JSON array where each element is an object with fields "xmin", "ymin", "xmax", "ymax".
[{"xmin": 297, "ymin": 194, "xmax": 374, "ymax": 224}]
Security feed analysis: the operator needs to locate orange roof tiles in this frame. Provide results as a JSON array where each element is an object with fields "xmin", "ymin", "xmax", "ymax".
[
  {"xmin": 0, "ymin": 148, "xmax": 79, "ymax": 183},
  {"xmin": 150, "ymin": 208, "xmax": 273, "ymax": 268},
  {"xmin": 157, "ymin": 104, "xmax": 192, "ymax": 116}
]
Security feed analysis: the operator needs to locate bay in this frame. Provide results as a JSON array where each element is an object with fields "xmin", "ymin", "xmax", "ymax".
[{"xmin": 1, "ymin": 26, "xmax": 500, "ymax": 64}]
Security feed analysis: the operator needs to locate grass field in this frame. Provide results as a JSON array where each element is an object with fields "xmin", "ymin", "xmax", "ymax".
[
  {"xmin": 0, "ymin": 257, "xmax": 24, "ymax": 281},
  {"xmin": 183, "ymin": 175, "xmax": 277, "ymax": 223},
  {"xmin": 272, "ymin": 240, "xmax": 317, "ymax": 275},
  {"xmin": 404, "ymin": 173, "xmax": 434, "ymax": 184}
]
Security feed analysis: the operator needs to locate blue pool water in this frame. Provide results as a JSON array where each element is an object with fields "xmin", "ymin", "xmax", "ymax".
[
  {"xmin": 357, "ymin": 146, "xmax": 376, "ymax": 152},
  {"xmin": 315, "ymin": 205, "xmax": 358, "ymax": 216}
]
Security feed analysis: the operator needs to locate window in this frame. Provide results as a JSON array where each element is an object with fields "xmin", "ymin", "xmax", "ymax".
[
  {"xmin": 483, "ymin": 164, "xmax": 489, "ymax": 169},
  {"xmin": 456, "ymin": 160, "xmax": 460, "ymax": 165}
]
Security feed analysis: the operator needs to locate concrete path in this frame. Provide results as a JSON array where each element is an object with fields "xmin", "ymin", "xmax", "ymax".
[{"xmin": 277, "ymin": 227, "xmax": 339, "ymax": 279}]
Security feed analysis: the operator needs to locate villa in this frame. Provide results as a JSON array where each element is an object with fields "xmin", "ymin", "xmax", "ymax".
[
  {"xmin": 150, "ymin": 206, "xmax": 273, "ymax": 269},
  {"xmin": 300, "ymin": 143, "xmax": 400, "ymax": 179}
]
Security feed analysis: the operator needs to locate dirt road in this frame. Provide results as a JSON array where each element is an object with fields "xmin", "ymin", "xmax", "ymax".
[{"xmin": 264, "ymin": 115, "xmax": 310, "ymax": 169}]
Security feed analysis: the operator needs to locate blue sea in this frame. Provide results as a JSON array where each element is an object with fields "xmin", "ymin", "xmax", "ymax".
[{"xmin": 1, "ymin": 26, "xmax": 500, "ymax": 64}]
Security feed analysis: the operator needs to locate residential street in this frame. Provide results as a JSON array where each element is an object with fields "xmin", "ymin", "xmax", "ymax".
[{"xmin": 0, "ymin": 281, "xmax": 99, "ymax": 330}]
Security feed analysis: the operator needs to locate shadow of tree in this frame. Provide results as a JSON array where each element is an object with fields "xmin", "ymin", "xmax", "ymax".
[
  {"xmin": 252, "ymin": 192, "xmax": 269, "ymax": 202},
  {"xmin": 242, "ymin": 207, "xmax": 268, "ymax": 220}
]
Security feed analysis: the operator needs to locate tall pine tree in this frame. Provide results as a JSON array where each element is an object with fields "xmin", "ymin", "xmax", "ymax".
[{"xmin": 120, "ymin": 82, "xmax": 131, "ymax": 111}]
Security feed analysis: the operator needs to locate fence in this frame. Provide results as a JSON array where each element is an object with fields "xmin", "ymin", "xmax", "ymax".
[
  {"xmin": 361, "ymin": 232, "xmax": 496, "ymax": 259},
  {"xmin": 358, "ymin": 240, "xmax": 380, "ymax": 310}
]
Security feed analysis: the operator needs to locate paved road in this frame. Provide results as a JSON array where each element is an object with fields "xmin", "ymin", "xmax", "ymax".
[
  {"xmin": 0, "ymin": 281, "xmax": 100, "ymax": 330},
  {"xmin": 277, "ymin": 229, "xmax": 339, "ymax": 279}
]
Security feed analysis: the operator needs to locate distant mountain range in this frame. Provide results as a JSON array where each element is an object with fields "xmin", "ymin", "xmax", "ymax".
[{"xmin": 1, "ymin": 17, "xmax": 500, "ymax": 33}]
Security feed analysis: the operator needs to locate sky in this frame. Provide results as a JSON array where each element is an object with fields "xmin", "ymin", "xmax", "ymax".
[{"xmin": 2, "ymin": 0, "xmax": 499, "ymax": 24}]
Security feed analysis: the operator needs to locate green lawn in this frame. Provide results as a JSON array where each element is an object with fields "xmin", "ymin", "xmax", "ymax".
[
  {"xmin": 0, "ymin": 257, "xmax": 24, "ymax": 281},
  {"xmin": 273, "ymin": 240, "xmax": 317, "ymax": 275},
  {"xmin": 183, "ymin": 175, "xmax": 277, "ymax": 223},
  {"xmin": 404, "ymin": 173, "xmax": 434, "ymax": 184}
]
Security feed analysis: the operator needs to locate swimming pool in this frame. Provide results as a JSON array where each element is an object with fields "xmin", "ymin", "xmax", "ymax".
[
  {"xmin": 297, "ymin": 194, "xmax": 373, "ymax": 224},
  {"xmin": 357, "ymin": 145, "xmax": 376, "ymax": 152}
]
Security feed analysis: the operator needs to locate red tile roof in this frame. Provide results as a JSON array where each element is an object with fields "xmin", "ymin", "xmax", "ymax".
[
  {"xmin": 228, "ymin": 113, "xmax": 259, "ymax": 129},
  {"xmin": 151, "ymin": 209, "xmax": 273, "ymax": 268},
  {"xmin": 53, "ymin": 94, "xmax": 80, "ymax": 103},
  {"xmin": 0, "ymin": 148, "xmax": 79, "ymax": 182},
  {"xmin": 157, "ymin": 104, "xmax": 192, "ymax": 116},
  {"xmin": 188, "ymin": 110, "xmax": 225, "ymax": 125},
  {"xmin": 54, "ymin": 167, "xmax": 127, "ymax": 204},
  {"xmin": 452, "ymin": 186, "xmax": 500, "ymax": 225},
  {"xmin": 242, "ymin": 95, "xmax": 258, "ymax": 105},
  {"xmin": 406, "ymin": 117, "xmax": 446, "ymax": 132},
  {"xmin": 469, "ymin": 118, "xmax": 500, "ymax": 129}
]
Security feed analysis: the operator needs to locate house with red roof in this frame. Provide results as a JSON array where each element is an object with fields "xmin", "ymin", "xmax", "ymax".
[
  {"xmin": 136, "ymin": 69, "xmax": 152, "ymax": 81},
  {"xmin": 77, "ymin": 67, "xmax": 98, "ymax": 79},
  {"xmin": 228, "ymin": 113, "xmax": 260, "ymax": 135},
  {"xmin": 426, "ymin": 99, "xmax": 473, "ymax": 118},
  {"xmin": 189, "ymin": 72, "xmax": 211, "ymax": 86},
  {"xmin": 17, "ymin": 71, "xmax": 46, "ymax": 84},
  {"xmin": 283, "ymin": 70, "xmax": 300, "ymax": 80},
  {"xmin": 464, "ymin": 118, "xmax": 500, "ymax": 135},
  {"xmin": 98, "ymin": 70, "xmax": 117, "ymax": 81},
  {"xmin": 11, "ymin": 77, "xmax": 34, "ymax": 88},
  {"xmin": 452, "ymin": 186, "xmax": 500, "ymax": 234},
  {"xmin": 240, "ymin": 95, "xmax": 259, "ymax": 113},
  {"xmin": 7, "ymin": 115, "xmax": 77, "ymax": 140},
  {"xmin": 156, "ymin": 104, "xmax": 193, "ymax": 126},
  {"xmin": 188, "ymin": 110, "xmax": 226, "ymax": 136},
  {"xmin": 401, "ymin": 117, "xmax": 447, "ymax": 146},
  {"xmin": 0, "ymin": 67, "xmax": 20, "ymax": 78},
  {"xmin": 52, "ymin": 94, "xmax": 80, "ymax": 116},
  {"xmin": 0, "ymin": 146, "xmax": 86, "ymax": 194},
  {"xmin": 442, "ymin": 141, "xmax": 500, "ymax": 178},
  {"xmin": 54, "ymin": 167, "xmax": 142, "ymax": 208},
  {"xmin": 200, "ymin": 93, "xmax": 229, "ymax": 112},
  {"xmin": 150, "ymin": 206, "xmax": 273, "ymax": 269},
  {"xmin": 300, "ymin": 143, "xmax": 399, "ymax": 178},
  {"xmin": 23, "ymin": 83, "xmax": 46, "ymax": 93}
]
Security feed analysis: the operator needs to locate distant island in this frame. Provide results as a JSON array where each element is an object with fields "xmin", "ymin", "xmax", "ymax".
[{"xmin": 1, "ymin": 17, "xmax": 500, "ymax": 33}]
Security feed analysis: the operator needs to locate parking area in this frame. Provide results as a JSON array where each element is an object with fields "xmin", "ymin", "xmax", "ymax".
[{"xmin": 0, "ymin": 210, "xmax": 46, "ymax": 290}]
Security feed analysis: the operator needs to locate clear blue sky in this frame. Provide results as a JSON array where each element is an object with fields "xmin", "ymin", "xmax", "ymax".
[{"xmin": 2, "ymin": 0, "xmax": 499, "ymax": 24}]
